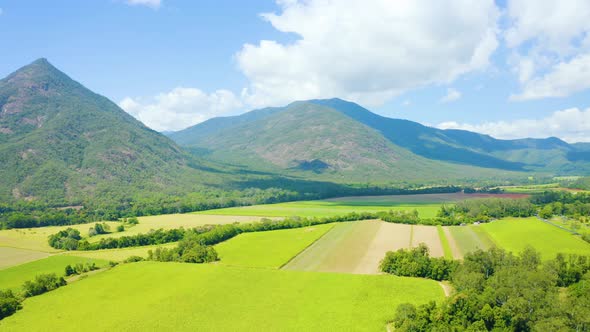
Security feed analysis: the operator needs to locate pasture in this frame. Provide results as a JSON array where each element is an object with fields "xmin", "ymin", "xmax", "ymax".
[
  {"xmin": 63, "ymin": 243, "xmax": 178, "ymax": 261},
  {"xmin": 0, "ymin": 262, "xmax": 444, "ymax": 331},
  {"xmin": 0, "ymin": 247, "xmax": 50, "ymax": 270},
  {"xmin": 214, "ymin": 224, "xmax": 334, "ymax": 268},
  {"xmin": 480, "ymin": 217, "xmax": 590, "ymax": 259},
  {"xmin": 0, "ymin": 255, "xmax": 108, "ymax": 291},
  {"xmin": 447, "ymin": 225, "xmax": 495, "ymax": 257}
]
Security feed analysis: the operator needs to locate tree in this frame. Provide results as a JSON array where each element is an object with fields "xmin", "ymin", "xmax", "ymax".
[{"xmin": 0, "ymin": 290, "xmax": 22, "ymax": 319}]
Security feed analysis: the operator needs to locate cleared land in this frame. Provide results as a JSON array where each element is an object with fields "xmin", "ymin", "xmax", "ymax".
[
  {"xmin": 0, "ymin": 247, "xmax": 50, "ymax": 270},
  {"xmin": 214, "ymin": 224, "xmax": 334, "ymax": 268},
  {"xmin": 283, "ymin": 221, "xmax": 444, "ymax": 274},
  {"xmin": 442, "ymin": 227, "xmax": 463, "ymax": 259},
  {"xmin": 1, "ymin": 262, "xmax": 444, "ymax": 331},
  {"xmin": 447, "ymin": 225, "xmax": 495, "ymax": 257},
  {"xmin": 437, "ymin": 226, "xmax": 453, "ymax": 259},
  {"xmin": 480, "ymin": 217, "xmax": 590, "ymax": 259},
  {"xmin": 411, "ymin": 225, "xmax": 444, "ymax": 257},
  {"xmin": 0, "ymin": 255, "xmax": 108, "ymax": 291},
  {"xmin": 193, "ymin": 193, "xmax": 525, "ymax": 218}
]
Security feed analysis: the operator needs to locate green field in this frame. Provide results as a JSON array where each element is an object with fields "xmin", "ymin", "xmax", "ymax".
[
  {"xmin": 194, "ymin": 197, "xmax": 446, "ymax": 218},
  {"xmin": 447, "ymin": 225, "xmax": 495, "ymax": 256},
  {"xmin": 480, "ymin": 217, "xmax": 590, "ymax": 259},
  {"xmin": 1, "ymin": 262, "xmax": 443, "ymax": 331},
  {"xmin": 64, "ymin": 243, "xmax": 178, "ymax": 261},
  {"xmin": 0, "ymin": 255, "xmax": 108, "ymax": 291},
  {"xmin": 214, "ymin": 224, "xmax": 334, "ymax": 268},
  {"xmin": 437, "ymin": 226, "xmax": 453, "ymax": 259}
]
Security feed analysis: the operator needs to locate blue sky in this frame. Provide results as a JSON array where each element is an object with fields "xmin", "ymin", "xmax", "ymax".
[{"xmin": 1, "ymin": 0, "xmax": 590, "ymax": 142}]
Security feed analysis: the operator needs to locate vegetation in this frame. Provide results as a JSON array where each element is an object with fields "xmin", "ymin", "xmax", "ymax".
[
  {"xmin": 0, "ymin": 290, "xmax": 21, "ymax": 320},
  {"xmin": 22, "ymin": 273, "xmax": 66, "ymax": 297},
  {"xmin": 64, "ymin": 262, "xmax": 100, "ymax": 276},
  {"xmin": 392, "ymin": 247, "xmax": 590, "ymax": 331},
  {"xmin": 0, "ymin": 262, "xmax": 444, "ymax": 331},
  {"xmin": 380, "ymin": 244, "xmax": 458, "ymax": 281}
]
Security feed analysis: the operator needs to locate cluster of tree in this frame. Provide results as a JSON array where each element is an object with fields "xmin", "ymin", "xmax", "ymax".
[
  {"xmin": 88, "ymin": 222, "xmax": 110, "ymax": 237},
  {"xmin": 463, "ymin": 187, "xmax": 504, "ymax": 194},
  {"xmin": 0, "ymin": 290, "xmax": 21, "ymax": 320},
  {"xmin": 47, "ymin": 228, "xmax": 82, "ymax": 250},
  {"xmin": 64, "ymin": 262, "xmax": 100, "ymax": 276},
  {"xmin": 437, "ymin": 198, "xmax": 536, "ymax": 223},
  {"xmin": 377, "ymin": 210, "xmax": 421, "ymax": 224},
  {"xmin": 22, "ymin": 273, "xmax": 67, "ymax": 298},
  {"xmin": 391, "ymin": 247, "xmax": 590, "ymax": 331},
  {"xmin": 380, "ymin": 244, "xmax": 458, "ymax": 281},
  {"xmin": 148, "ymin": 233, "xmax": 219, "ymax": 263},
  {"xmin": 77, "ymin": 228, "xmax": 188, "ymax": 250}
]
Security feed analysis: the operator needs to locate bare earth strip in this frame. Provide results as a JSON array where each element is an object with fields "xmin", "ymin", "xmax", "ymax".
[
  {"xmin": 443, "ymin": 227, "xmax": 463, "ymax": 259},
  {"xmin": 0, "ymin": 247, "xmax": 50, "ymax": 270},
  {"xmin": 353, "ymin": 223, "xmax": 412, "ymax": 274},
  {"xmin": 411, "ymin": 225, "xmax": 444, "ymax": 257}
]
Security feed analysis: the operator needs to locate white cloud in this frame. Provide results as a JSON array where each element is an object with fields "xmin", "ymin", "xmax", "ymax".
[
  {"xmin": 511, "ymin": 53, "xmax": 590, "ymax": 101},
  {"xmin": 125, "ymin": 0, "xmax": 161, "ymax": 9},
  {"xmin": 437, "ymin": 107, "xmax": 590, "ymax": 142},
  {"xmin": 119, "ymin": 87, "xmax": 242, "ymax": 131},
  {"xmin": 237, "ymin": 0, "xmax": 499, "ymax": 107},
  {"xmin": 506, "ymin": 0, "xmax": 590, "ymax": 100},
  {"xmin": 439, "ymin": 88, "xmax": 462, "ymax": 103}
]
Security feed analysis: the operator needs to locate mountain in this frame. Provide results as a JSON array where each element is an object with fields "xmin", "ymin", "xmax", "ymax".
[
  {"xmin": 171, "ymin": 98, "xmax": 590, "ymax": 178},
  {"xmin": 0, "ymin": 58, "xmax": 214, "ymax": 204}
]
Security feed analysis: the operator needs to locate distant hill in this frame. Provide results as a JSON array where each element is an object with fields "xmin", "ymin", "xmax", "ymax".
[
  {"xmin": 0, "ymin": 59, "xmax": 214, "ymax": 204},
  {"xmin": 171, "ymin": 98, "xmax": 590, "ymax": 178}
]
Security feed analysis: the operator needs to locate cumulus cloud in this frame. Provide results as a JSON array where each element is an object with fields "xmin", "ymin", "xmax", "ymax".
[
  {"xmin": 440, "ymin": 88, "xmax": 462, "ymax": 103},
  {"xmin": 506, "ymin": 0, "xmax": 590, "ymax": 100},
  {"xmin": 119, "ymin": 87, "xmax": 242, "ymax": 131},
  {"xmin": 125, "ymin": 0, "xmax": 161, "ymax": 9},
  {"xmin": 237, "ymin": 0, "xmax": 499, "ymax": 107},
  {"xmin": 437, "ymin": 107, "xmax": 590, "ymax": 142}
]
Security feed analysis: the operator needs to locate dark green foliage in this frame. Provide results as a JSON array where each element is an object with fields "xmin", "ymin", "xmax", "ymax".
[
  {"xmin": 22, "ymin": 273, "xmax": 66, "ymax": 297},
  {"xmin": 438, "ymin": 197, "xmax": 536, "ymax": 224},
  {"xmin": 88, "ymin": 222, "xmax": 110, "ymax": 237},
  {"xmin": 0, "ymin": 290, "xmax": 22, "ymax": 320},
  {"xmin": 64, "ymin": 263, "xmax": 99, "ymax": 276},
  {"xmin": 47, "ymin": 228, "xmax": 82, "ymax": 250},
  {"xmin": 147, "ymin": 234, "xmax": 218, "ymax": 264},
  {"xmin": 391, "ymin": 247, "xmax": 590, "ymax": 331},
  {"xmin": 123, "ymin": 256, "xmax": 144, "ymax": 263},
  {"xmin": 116, "ymin": 224, "xmax": 125, "ymax": 232},
  {"xmin": 380, "ymin": 244, "xmax": 457, "ymax": 281}
]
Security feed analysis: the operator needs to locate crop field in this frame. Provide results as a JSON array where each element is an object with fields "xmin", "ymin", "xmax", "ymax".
[
  {"xmin": 410, "ymin": 225, "xmax": 444, "ymax": 257},
  {"xmin": 193, "ymin": 193, "xmax": 527, "ymax": 218},
  {"xmin": 0, "ymin": 255, "xmax": 108, "ymax": 291},
  {"xmin": 63, "ymin": 243, "xmax": 178, "ymax": 261},
  {"xmin": 480, "ymin": 217, "xmax": 590, "ymax": 259},
  {"xmin": 0, "ymin": 262, "xmax": 444, "ymax": 331},
  {"xmin": 283, "ymin": 220, "xmax": 446, "ymax": 274},
  {"xmin": 0, "ymin": 247, "xmax": 50, "ymax": 270},
  {"xmin": 446, "ymin": 225, "xmax": 495, "ymax": 257},
  {"xmin": 214, "ymin": 224, "xmax": 334, "ymax": 268}
]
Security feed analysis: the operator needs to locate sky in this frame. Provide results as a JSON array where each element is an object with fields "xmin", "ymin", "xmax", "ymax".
[{"xmin": 1, "ymin": 0, "xmax": 590, "ymax": 142}]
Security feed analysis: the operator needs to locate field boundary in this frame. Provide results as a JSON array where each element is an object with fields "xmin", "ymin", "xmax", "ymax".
[{"xmin": 437, "ymin": 226, "xmax": 453, "ymax": 259}]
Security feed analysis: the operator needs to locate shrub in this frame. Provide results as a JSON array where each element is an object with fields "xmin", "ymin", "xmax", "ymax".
[
  {"xmin": 0, "ymin": 290, "xmax": 22, "ymax": 320},
  {"xmin": 22, "ymin": 274, "xmax": 67, "ymax": 297}
]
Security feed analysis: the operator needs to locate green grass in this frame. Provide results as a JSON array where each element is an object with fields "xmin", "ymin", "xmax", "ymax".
[
  {"xmin": 0, "ymin": 255, "xmax": 108, "ymax": 291},
  {"xmin": 1, "ymin": 262, "xmax": 444, "ymax": 331},
  {"xmin": 437, "ymin": 226, "xmax": 453, "ymax": 259},
  {"xmin": 448, "ymin": 225, "xmax": 494, "ymax": 256},
  {"xmin": 481, "ymin": 217, "xmax": 590, "ymax": 259},
  {"xmin": 194, "ymin": 197, "xmax": 449, "ymax": 218},
  {"xmin": 63, "ymin": 243, "xmax": 178, "ymax": 262},
  {"xmin": 214, "ymin": 224, "xmax": 334, "ymax": 268}
]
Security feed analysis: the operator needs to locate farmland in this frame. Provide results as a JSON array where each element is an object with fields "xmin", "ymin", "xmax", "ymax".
[
  {"xmin": 480, "ymin": 217, "xmax": 590, "ymax": 259},
  {"xmin": 0, "ymin": 255, "xmax": 108, "ymax": 291},
  {"xmin": 214, "ymin": 223, "xmax": 334, "ymax": 268},
  {"xmin": 0, "ymin": 262, "xmax": 444, "ymax": 331},
  {"xmin": 0, "ymin": 247, "xmax": 50, "ymax": 270},
  {"xmin": 194, "ymin": 192, "xmax": 518, "ymax": 218},
  {"xmin": 63, "ymin": 243, "xmax": 178, "ymax": 261}
]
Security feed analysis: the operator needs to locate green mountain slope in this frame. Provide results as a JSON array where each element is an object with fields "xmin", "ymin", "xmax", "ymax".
[
  {"xmin": 173, "ymin": 98, "xmax": 590, "ymax": 176},
  {"xmin": 0, "ymin": 59, "xmax": 213, "ymax": 204},
  {"xmin": 178, "ymin": 101, "xmax": 520, "ymax": 182}
]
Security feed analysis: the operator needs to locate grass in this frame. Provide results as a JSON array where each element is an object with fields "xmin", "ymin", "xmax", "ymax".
[
  {"xmin": 437, "ymin": 226, "xmax": 453, "ymax": 259},
  {"xmin": 1, "ymin": 262, "xmax": 444, "ymax": 331},
  {"xmin": 0, "ymin": 247, "xmax": 50, "ymax": 270},
  {"xmin": 0, "ymin": 255, "xmax": 108, "ymax": 291},
  {"xmin": 480, "ymin": 217, "xmax": 590, "ymax": 259},
  {"xmin": 214, "ymin": 224, "xmax": 334, "ymax": 268},
  {"xmin": 448, "ymin": 225, "xmax": 494, "ymax": 256}
]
